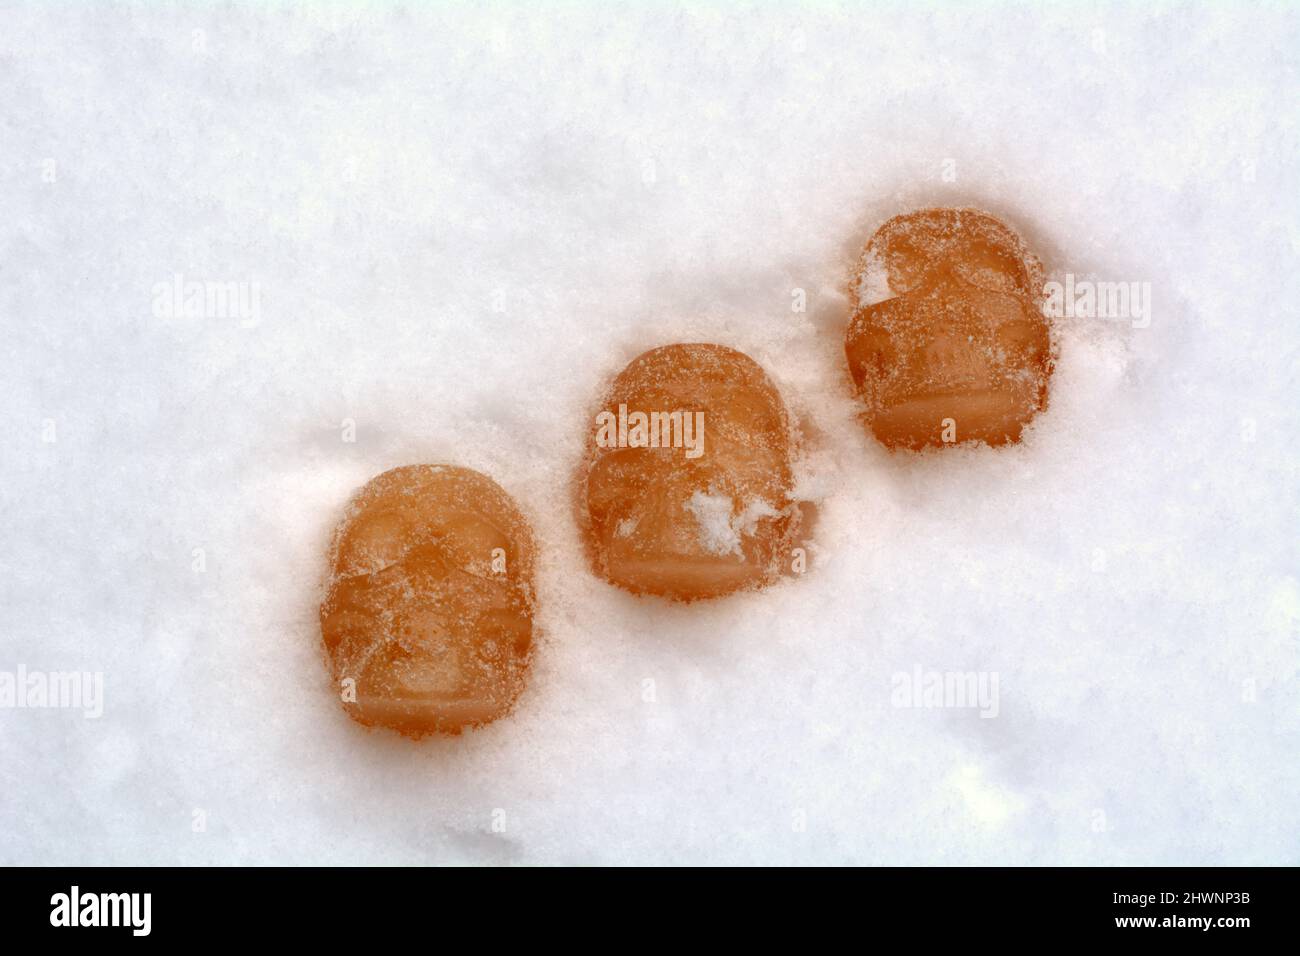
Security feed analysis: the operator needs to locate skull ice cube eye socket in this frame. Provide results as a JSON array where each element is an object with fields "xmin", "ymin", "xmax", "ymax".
[
  {"xmin": 846, "ymin": 207, "xmax": 1053, "ymax": 450},
  {"xmin": 952, "ymin": 238, "xmax": 1032, "ymax": 295}
]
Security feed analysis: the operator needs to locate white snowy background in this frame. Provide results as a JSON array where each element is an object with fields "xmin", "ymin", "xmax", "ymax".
[{"xmin": 2, "ymin": 1, "xmax": 1297, "ymax": 865}]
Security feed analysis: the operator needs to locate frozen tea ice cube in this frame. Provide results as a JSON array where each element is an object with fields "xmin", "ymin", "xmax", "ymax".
[
  {"xmin": 845, "ymin": 207, "xmax": 1053, "ymax": 449},
  {"xmin": 577, "ymin": 343, "xmax": 802, "ymax": 601},
  {"xmin": 319, "ymin": 465, "xmax": 535, "ymax": 737}
]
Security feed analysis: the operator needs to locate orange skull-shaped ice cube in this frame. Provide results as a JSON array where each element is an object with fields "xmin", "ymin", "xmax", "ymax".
[
  {"xmin": 320, "ymin": 465, "xmax": 535, "ymax": 736},
  {"xmin": 577, "ymin": 343, "xmax": 801, "ymax": 601},
  {"xmin": 845, "ymin": 208, "xmax": 1052, "ymax": 449}
]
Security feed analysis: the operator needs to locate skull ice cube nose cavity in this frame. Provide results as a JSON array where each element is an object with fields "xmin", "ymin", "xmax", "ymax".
[
  {"xmin": 320, "ymin": 464, "xmax": 536, "ymax": 736},
  {"xmin": 845, "ymin": 207, "xmax": 1053, "ymax": 450},
  {"xmin": 576, "ymin": 343, "xmax": 803, "ymax": 601}
]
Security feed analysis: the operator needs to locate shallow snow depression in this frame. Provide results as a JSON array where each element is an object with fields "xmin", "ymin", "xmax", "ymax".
[{"xmin": 1, "ymin": 3, "xmax": 1297, "ymax": 864}]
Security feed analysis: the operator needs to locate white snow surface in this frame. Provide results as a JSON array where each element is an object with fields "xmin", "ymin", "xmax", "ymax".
[{"xmin": 1, "ymin": 2, "xmax": 1297, "ymax": 865}]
